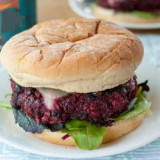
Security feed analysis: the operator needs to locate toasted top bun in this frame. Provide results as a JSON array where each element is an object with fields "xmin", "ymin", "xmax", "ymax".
[
  {"xmin": 34, "ymin": 114, "xmax": 144, "ymax": 147},
  {"xmin": 93, "ymin": 6, "xmax": 160, "ymax": 24},
  {"xmin": 0, "ymin": 18, "xmax": 143, "ymax": 93}
]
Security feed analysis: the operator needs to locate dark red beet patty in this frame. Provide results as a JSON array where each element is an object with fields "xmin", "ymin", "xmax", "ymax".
[
  {"xmin": 98, "ymin": 0, "xmax": 160, "ymax": 11},
  {"xmin": 10, "ymin": 76, "xmax": 138, "ymax": 126}
]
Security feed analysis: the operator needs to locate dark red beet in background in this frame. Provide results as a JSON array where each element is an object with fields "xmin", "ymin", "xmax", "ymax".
[{"xmin": 98, "ymin": 0, "xmax": 160, "ymax": 11}]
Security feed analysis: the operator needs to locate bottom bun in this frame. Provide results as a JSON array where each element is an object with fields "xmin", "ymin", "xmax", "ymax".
[
  {"xmin": 93, "ymin": 6, "xmax": 160, "ymax": 23},
  {"xmin": 34, "ymin": 114, "xmax": 144, "ymax": 146}
]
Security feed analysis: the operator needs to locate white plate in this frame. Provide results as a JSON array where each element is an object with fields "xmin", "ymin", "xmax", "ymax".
[
  {"xmin": 0, "ymin": 63, "xmax": 160, "ymax": 158},
  {"xmin": 69, "ymin": 0, "xmax": 160, "ymax": 30}
]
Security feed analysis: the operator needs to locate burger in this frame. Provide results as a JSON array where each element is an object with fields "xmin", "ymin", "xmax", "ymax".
[
  {"xmin": 0, "ymin": 18, "xmax": 151, "ymax": 150},
  {"xmin": 90, "ymin": 0, "xmax": 160, "ymax": 23}
]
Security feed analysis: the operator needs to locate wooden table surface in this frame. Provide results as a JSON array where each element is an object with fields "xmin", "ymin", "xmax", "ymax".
[{"xmin": 37, "ymin": 0, "xmax": 160, "ymax": 34}]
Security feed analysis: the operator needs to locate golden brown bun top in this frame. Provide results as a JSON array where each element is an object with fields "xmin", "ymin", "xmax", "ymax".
[{"xmin": 0, "ymin": 18, "xmax": 143, "ymax": 93}]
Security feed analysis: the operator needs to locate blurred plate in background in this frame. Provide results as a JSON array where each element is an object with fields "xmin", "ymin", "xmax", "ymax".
[{"xmin": 69, "ymin": 0, "xmax": 160, "ymax": 30}]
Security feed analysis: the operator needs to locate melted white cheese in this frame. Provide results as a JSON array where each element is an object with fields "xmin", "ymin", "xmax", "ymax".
[{"xmin": 38, "ymin": 88, "xmax": 69, "ymax": 110}]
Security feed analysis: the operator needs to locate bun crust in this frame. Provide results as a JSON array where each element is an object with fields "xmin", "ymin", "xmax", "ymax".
[
  {"xmin": 93, "ymin": 6, "xmax": 160, "ymax": 24},
  {"xmin": 0, "ymin": 18, "xmax": 143, "ymax": 93},
  {"xmin": 34, "ymin": 115, "xmax": 144, "ymax": 146}
]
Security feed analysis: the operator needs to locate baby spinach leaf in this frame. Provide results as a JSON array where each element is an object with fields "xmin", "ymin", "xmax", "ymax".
[
  {"xmin": 62, "ymin": 120, "xmax": 106, "ymax": 150},
  {"xmin": 13, "ymin": 108, "xmax": 46, "ymax": 133}
]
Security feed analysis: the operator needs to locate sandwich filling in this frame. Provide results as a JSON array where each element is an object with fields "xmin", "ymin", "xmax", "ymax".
[{"xmin": 11, "ymin": 76, "xmax": 138, "ymax": 130}]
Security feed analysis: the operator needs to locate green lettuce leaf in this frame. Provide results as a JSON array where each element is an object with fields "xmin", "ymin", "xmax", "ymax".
[
  {"xmin": 116, "ymin": 100, "xmax": 151, "ymax": 121},
  {"xmin": 62, "ymin": 120, "xmax": 106, "ymax": 150},
  {"xmin": 0, "ymin": 93, "xmax": 12, "ymax": 110},
  {"xmin": 0, "ymin": 103, "xmax": 12, "ymax": 110},
  {"xmin": 129, "ymin": 11, "xmax": 157, "ymax": 19},
  {"xmin": 115, "ymin": 86, "xmax": 151, "ymax": 121}
]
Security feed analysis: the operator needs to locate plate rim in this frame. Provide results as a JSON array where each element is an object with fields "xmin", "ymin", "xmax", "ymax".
[{"xmin": 0, "ymin": 128, "xmax": 160, "ymax": 159}]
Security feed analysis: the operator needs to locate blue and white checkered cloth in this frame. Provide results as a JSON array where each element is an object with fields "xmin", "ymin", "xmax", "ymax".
[
  {"xmin": 0, "ymin": 34, "xmax": 160, "ymax": 160},
  {"xmin": 1, "ymin": 138, "xmax": 160, "ymax": 160}
]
